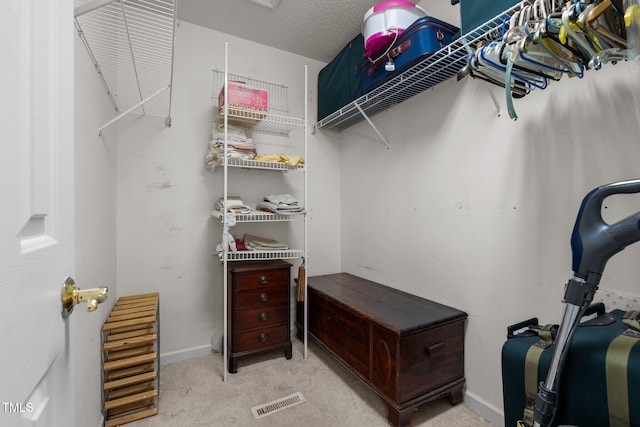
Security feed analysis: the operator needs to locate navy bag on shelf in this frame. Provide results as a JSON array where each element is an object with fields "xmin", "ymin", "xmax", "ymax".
[
  {"xmin": 362, "ymin": 16, "xmax": 461, "ymax": 93},
  {"xmin": 317, "ymin": 33, "xmax": 365, "ymax": 122}
]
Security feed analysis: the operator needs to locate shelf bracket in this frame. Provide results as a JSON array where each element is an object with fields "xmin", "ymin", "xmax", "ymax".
[
  {"xmin": 485, "ymin": 84, "xmax": 502, "ymax": 118},
  {"xmin": 354, "ymin": 103, "xmax": 390, "ymax": 149},
  {"xmin": 98, "ymin": 85, "xmax": 171, "ymax": 136}
]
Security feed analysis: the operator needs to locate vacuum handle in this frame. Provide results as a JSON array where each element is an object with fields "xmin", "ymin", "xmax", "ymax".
[{"xmin": 571, "ymin": 179, "xmax": 640, "ymax": 280}]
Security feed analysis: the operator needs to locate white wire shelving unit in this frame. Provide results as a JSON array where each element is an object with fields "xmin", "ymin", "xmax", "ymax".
[
  {"xmin": 74, "ymin": 0, "xmax": 177, "ymax": 135},
  {"xmin": 214, "ymin": 43, "xmax": 309, "ymax": 380},
  {"xmin": 211, "ymin": 64, "xmax": 308, "ymax": 264},
  {"xmin": 316, "ymin": 2, "xmax": 525, "ymax": 140}
]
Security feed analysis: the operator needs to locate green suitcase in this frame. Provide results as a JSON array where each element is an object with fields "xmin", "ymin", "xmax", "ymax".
[
  {"xmin": 460, "ymin": 0, "xmax": 521, "ymax": 35},
  {"xmin": 317, "ymin": 33, "xmax": 364, "ymax": 122},
  {"xmin": 502, "ymin": 307, "xmax": 640, "ymax": 427}
]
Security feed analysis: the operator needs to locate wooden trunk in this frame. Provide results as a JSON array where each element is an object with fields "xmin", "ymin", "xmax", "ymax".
[{"xmin": 301, "ymin": 273, "xmax": 467, "ymax": 427}]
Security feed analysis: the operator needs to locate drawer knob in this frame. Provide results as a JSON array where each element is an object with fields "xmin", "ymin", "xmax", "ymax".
[
  {"xmin": 258, "ymin": 293, "xmax": 269, "ymax": 302},
  {"xmin": 258, "ymin": 333, "xmax": 269, "ymax": 342},
  {"xmin": 259, "ymin": 275, "xmax": 269, "ymax": 285},
  {"xmin": 258, "ymin": 312, "xmax": 269, "ymax": 322}
]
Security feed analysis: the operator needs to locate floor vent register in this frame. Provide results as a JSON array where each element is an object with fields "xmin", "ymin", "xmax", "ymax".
[{"xmin": 251, "ymin": 392, "xmax": 306, "ymax": 419}]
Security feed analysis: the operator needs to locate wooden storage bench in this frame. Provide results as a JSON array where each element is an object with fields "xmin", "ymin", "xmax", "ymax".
[
  {"xmin": 102, "ymin": 292, "xmax": 159, "ymax": 426},
  {"xmin": 301, "ymin": 273, "xmax": 467, "ymax": 427}
]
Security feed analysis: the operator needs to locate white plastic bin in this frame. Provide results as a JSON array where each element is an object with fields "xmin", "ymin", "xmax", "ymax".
[{"xmin": 363, "ymin": 1, "xmax": 427, "ymax": 58}]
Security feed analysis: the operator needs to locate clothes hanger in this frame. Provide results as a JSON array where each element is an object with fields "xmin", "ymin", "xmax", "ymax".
[
  {"xmin": 518, "ymin": 26, "xmax": 584, "ymax": 78},
  {"xmin": 560, "ymin": 5, "xmax": 600, "ymax": 66}
]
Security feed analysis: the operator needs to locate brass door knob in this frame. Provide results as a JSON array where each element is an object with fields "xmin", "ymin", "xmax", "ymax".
[{"xmin": 61, "ymin": 277, "xmax": 109, "ymax": 318}]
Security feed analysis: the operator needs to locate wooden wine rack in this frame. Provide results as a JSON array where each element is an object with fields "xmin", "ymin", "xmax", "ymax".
[{"xmin": 102, "ymin": 293, "xmax": 160, "ymax": 426}]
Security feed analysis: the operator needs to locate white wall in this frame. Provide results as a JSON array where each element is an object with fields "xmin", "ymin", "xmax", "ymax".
[
  {"xmin": 338, "ymin": 59, "xmax": 640, "ymax": 418},
  {"xmin": 114, "ymin": 22, "xmax": 342, "ymax": 360},
  {"xmin": 74, "ymin": 36, "xmax": 119, "ymax": 426}
]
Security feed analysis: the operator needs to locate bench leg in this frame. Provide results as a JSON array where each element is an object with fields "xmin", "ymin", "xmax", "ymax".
[
  {"xmin": 386, "ymin": 403, "xmax": 413, "ymax": 427},
  {"xmin": 448, "ymin": 382, "xmax": 464, "ymax": 405}
]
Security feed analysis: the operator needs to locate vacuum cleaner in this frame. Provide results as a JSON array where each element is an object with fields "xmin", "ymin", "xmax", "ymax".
[{"xmin": 525, "ymin": 178, "xmax": 640, "ymax": 427}]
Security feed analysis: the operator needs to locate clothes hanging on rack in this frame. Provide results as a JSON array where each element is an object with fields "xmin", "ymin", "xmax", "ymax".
[{"xmin": 459, "ymin": 0, "xmax": 638, "ymax": 120}]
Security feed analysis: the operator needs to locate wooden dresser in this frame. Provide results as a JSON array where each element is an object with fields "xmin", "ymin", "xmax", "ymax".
[
  {"xmin": 227, "ymin": 260, "xmax": 293, "ymax": 373},
  {"xmin": 302, "ymin": 273, "xmax": 467, "ymax": 427}
]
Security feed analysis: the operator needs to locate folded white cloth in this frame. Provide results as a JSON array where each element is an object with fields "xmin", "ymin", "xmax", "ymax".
[
  {"xmin": 243, "ymin": 234, "xmax": 288, "ymax": 251},
  {"xmin": 264, "ymin": 194, "xmax": 299, "ymax": 206},
  {"xmin": 256, "ymin": 201, "xmax": 303, "ymax": 215},
  {"xmin": 228, "ymin": 205, "xmax": 252, "ymax": 214},
  {"xmin": 215, "ymin": 197, "xmax": 244, "ymax": 212}
]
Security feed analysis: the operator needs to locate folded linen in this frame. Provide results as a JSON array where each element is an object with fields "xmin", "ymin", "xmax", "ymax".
[
  {"xmin": 215, "ymin": 197, "xmax": 244, "ymax": 211},
  {"xmin": 253, "ymin": 153, "xmax": 304, "ymax": 166},
  {"xmin": 256, "ymin": 201, "xmax": 303, "ymax": 215},
  {"xmin": 243, "ymin": 234, "xmax": 288, "ymax": 251},
  {"xmin": 264, "ymin": 194, "xmax": 299, "ymax": 206},
  {"xmin": 228, "ymin": 205, "xmax": 252, "ymax": 214}
]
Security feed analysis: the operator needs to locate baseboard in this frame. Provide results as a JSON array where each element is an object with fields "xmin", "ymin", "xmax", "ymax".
[
  {"xmin": 464, "ymin": 389, "xmax": 504, "ymax": 426},
  {"xmin": 159, "ymin": 345, "xmax": 213, "ymax": 366}
]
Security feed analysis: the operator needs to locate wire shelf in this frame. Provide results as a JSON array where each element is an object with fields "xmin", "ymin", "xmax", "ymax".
[
  {"xmin": 74, "ymin": 0, "xmax": 176, "ymax": 131},
  {"xmin": 316, "ymin": 2, "xmax": 524, "ymax": 130},
  {"xmin": 211, "ymin": 210, "xmax": 306, "ymax": 222},
  {"xmin": 219, "ymin": 249, "xmax": 306, "ymax": 262},
  {"xmin": 213, "ymin": 70, "xmax": 305, "ymax": 135},
  {"xmin": 222, "ymin": 158, "xmax": 304, "ymax": 171},
  {"xmin": 223, "ymin": 108, "xmax": 305, "ymax": 135}
]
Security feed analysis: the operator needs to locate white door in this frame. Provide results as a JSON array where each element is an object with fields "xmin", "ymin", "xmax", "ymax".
[{"xmin": 0, "ymin": 1, "xmax": 76, "ymax": 426}]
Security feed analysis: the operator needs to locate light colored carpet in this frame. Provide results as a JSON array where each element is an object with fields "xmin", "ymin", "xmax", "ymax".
[{"xmin": 126, "ymin": 339, "xmax": 497, "ymax": 427}]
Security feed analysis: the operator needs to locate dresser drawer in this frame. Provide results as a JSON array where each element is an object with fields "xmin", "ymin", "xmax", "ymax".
[
  {"xmin": 232, "ymin": 324, "xmax": 289, "ymax": 352},
  {"xmin": 234, "ymin": 303, "xmax": 288, "ymax": 331},
  {"xmin": 233, "ymin": 268, "xmax": 289, "ymax": 291},
  {"xmin": 234, "ymin": 286, "xmax": 288, "ymax": 309}
]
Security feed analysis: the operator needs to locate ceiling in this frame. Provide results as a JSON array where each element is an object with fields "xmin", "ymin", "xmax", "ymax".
[{"xmin": 177, "ymin": 0, "xmax": 460, "ymax": 63}]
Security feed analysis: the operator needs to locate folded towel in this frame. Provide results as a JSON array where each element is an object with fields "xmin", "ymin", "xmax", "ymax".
[
  {"xmin": 215, "ymin": 197, "xmax": 244, "ymax": 212},
  {"xmin": 243, "ymin": 234, "xmax": 288, "ymax": 251},
  {"xmin": 264, "ymin": 194, "xmax": 298, "ymax": 206},
  {"xmin": 256, "ymin": 201, "xmax": 303, "ymax": 215},
  {"xmin": 228, "ymin": 205, "xmax": 252, "ymax": 214},
  {"xmin": 253, "ymin": 153, "xmax": 304, "ymax": 166}
]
